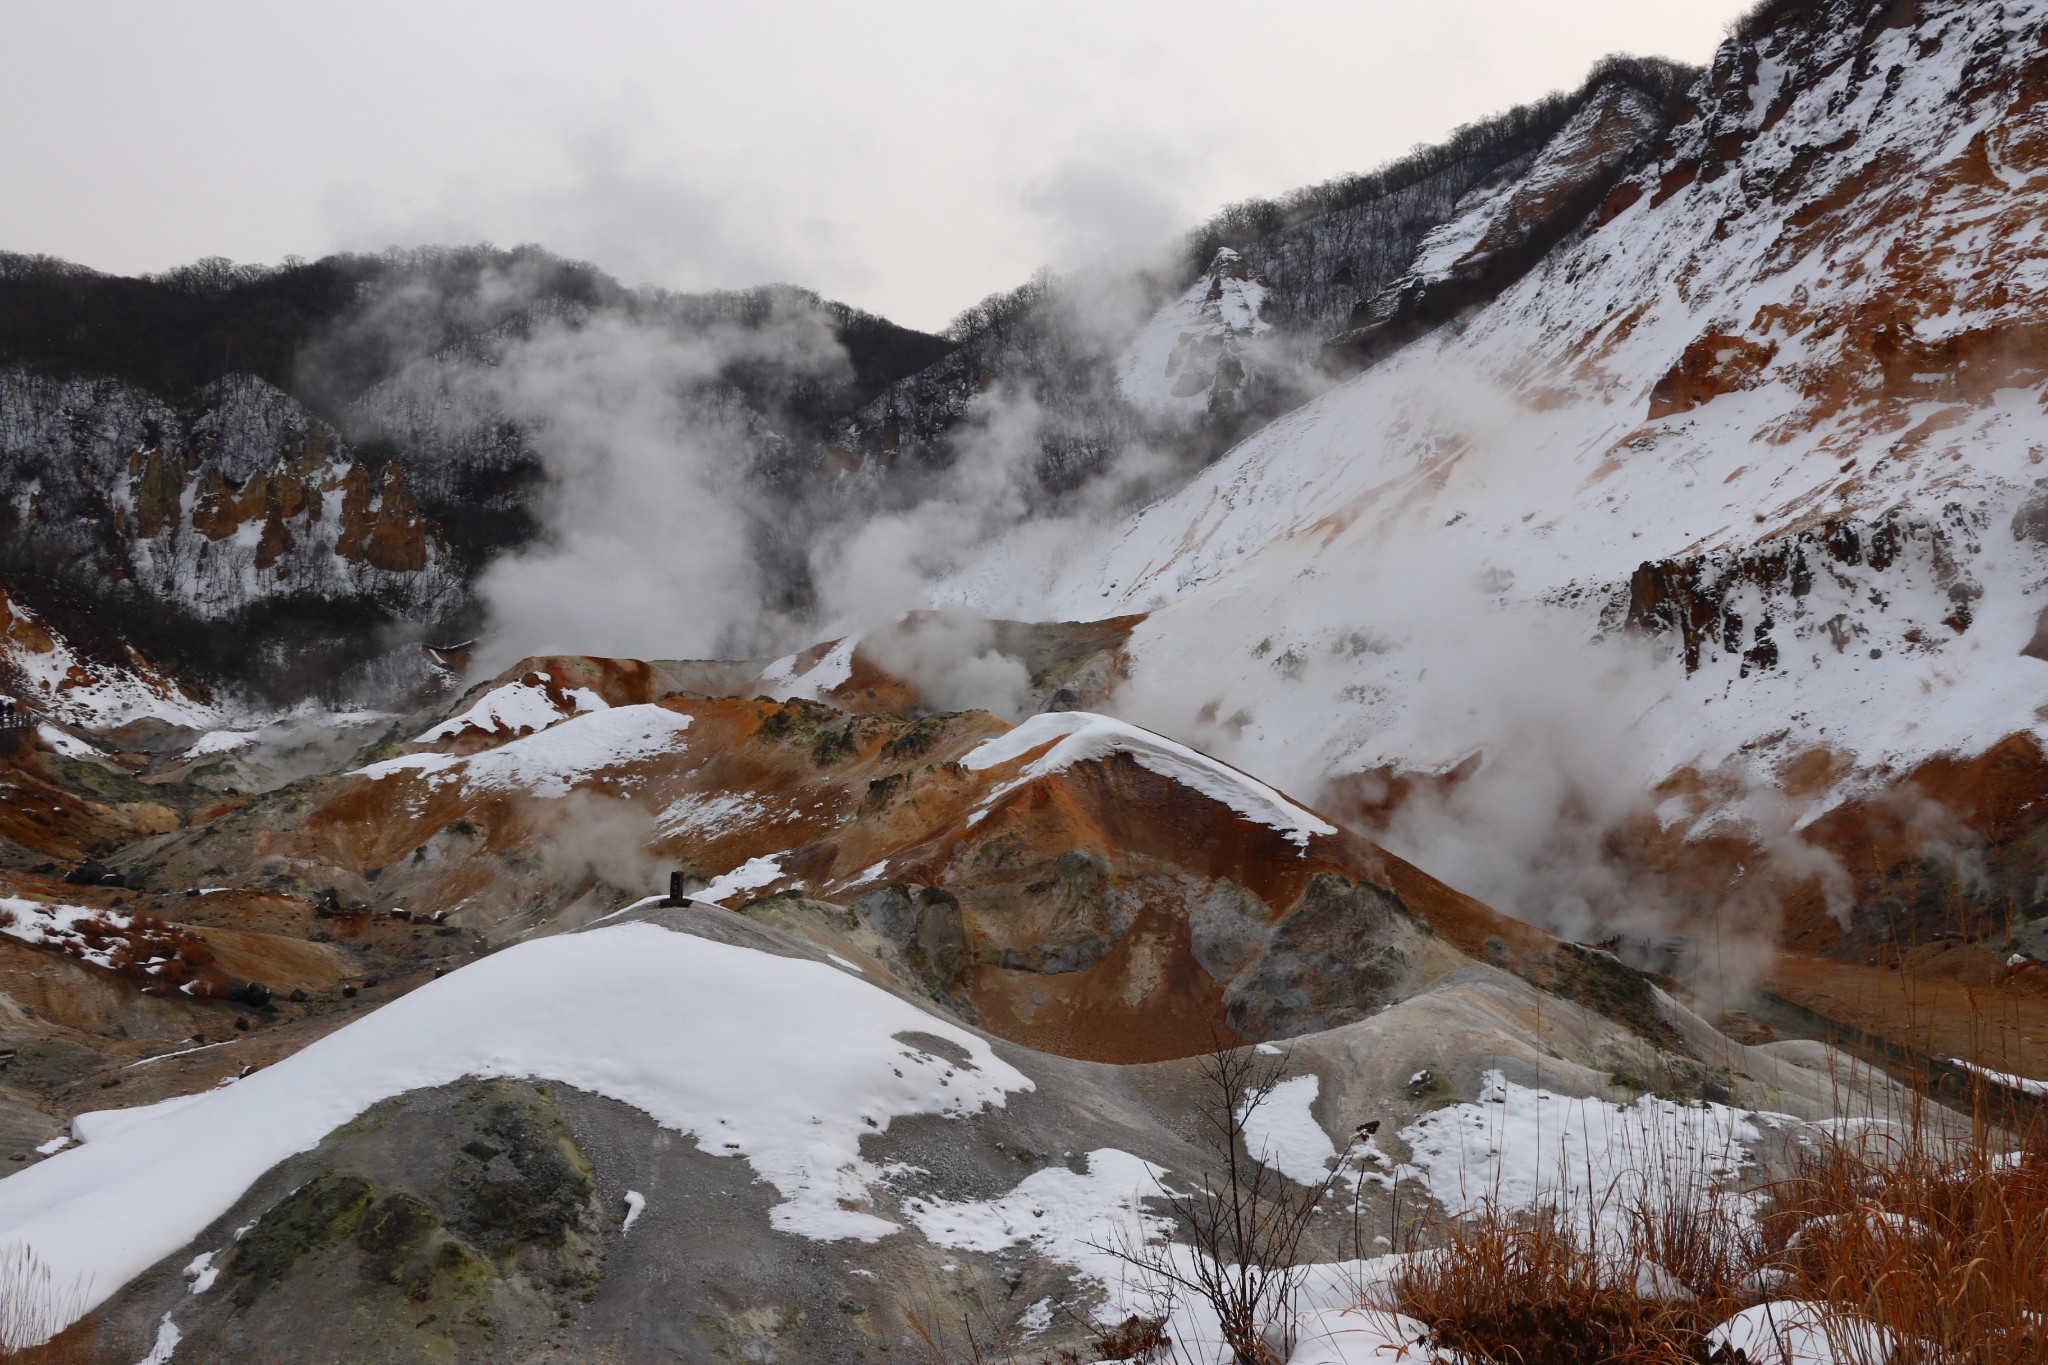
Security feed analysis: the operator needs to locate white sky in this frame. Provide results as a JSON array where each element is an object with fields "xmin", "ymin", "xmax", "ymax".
[{"xmin": 2, "ymin": 1, "xmax": 1751, "ymax": 332}]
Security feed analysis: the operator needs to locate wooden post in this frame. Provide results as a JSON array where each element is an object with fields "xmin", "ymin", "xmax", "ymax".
[{"xmin": 667, "ymin": 871, "xmax": 684, "ymax": 907}]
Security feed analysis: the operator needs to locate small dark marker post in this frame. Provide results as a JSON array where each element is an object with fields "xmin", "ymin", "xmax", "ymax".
[{"xmin": 667, "ymin": 871, "xmax": 683, "ymax": 907}]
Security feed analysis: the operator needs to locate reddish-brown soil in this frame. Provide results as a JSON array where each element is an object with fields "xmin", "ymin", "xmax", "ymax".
[{"xmin": 1768, "ymin": 947, "xmax": 2048, "ymax": 1081}]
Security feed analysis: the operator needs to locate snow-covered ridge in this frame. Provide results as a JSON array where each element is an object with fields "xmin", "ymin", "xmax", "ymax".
[
  {"xmin": 0, "ymin": 899, "xmax": 137, "ymax": 973},
  {"xmin": 963, "ymin": 710, "xmax": 1337, "ymax": 850},
  {"xmin": 413, "ymin": 673, "xmax": 606, "ymax": 743},
  {"xmin": 0, "ymin": 921, "xmax": 1033, "ymax": 1329},
  {"xmin": 757, "ymin": 636, "xmax": 857, "ymax": 702},
  {"xmin": 0, "ymin": 590, "xmax": 218, "ymax": 731},
  {"xmin": 355, "ymin": 703, "xmax": 692, "ymax": 797},
  {"xmin": 1399, "ymin": 81, "xmax": 1661, "ymax": 288}
]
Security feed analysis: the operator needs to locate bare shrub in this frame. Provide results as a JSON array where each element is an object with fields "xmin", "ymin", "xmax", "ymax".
[
  {"xmin": 1754, "ymin": 1114, "xmax": 2048, "ymax": 1364},
  {"xmin": 1098, "ymin": 1045, "xmax": 1357, "ymax": 1365}
]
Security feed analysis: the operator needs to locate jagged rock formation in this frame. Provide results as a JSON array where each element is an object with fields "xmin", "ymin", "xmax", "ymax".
[{"xmin": 1, "ymin": 371, "xmax": 458, "ymax": 618}]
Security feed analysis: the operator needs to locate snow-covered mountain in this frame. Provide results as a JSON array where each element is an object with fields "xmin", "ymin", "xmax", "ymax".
[{"xmin": 933, "ymin": 0, "xmax": 2048, "ymax": 968}]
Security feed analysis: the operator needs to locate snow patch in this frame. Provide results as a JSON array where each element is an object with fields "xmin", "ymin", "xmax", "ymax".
[
  {"xmin": 758, "ymin": 636, "xmax": 857, "ymax": 702},
  {"xmin": 414, "ymin": 677, "xmax": 606, "ymax": 744},
  {"xmin": 1241, "ymin": 1074, "xmax": 1338, "ymax": 1185},
  {"xmin": 353, "ymin": 705, "xmax": 692, "ymax": 797},
  {"xmin": 182, "ymin": 1250, "xmax": 218, "ymax": 1295},
  {"xmin": 1706, "ymin": 1301, "xmax": 1899, "ymax": 1365},
  {"xmin": 698, "ymin": 855, "xmax": 787, "ymax": 906},
  {"xmin": 962, "ymin": 711, "xmax": 1335, "ymax": 850},
  {"xmin": 137, "ymin": 1313, "xmax": 180, "ymax": 1365},
  {"xmin": 1398, "ymin": 1070, "xmax": 1762, "ymax": 1242}
]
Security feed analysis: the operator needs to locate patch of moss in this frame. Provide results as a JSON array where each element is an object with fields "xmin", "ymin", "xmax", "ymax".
[
  {"xmin": 229, "ymin": 1172, "xmax": 376, "ymax": 1306},
  {"xmin": 863, "ymin": 771, "xmax": 907, "ymax": 812},
  {"xmin": 881, "ymin": 715, "xmax": 948, "ymax": 763},
  {"xmin": 811, "ymin": 721, "xmax": 861, "ymax": 767},
  {"xmin": 448, "ymin": 1089, "xmax": 595, "ymax": 1258},
  {"xmin": 1405, "ymin": 1066, "xmax": 1458, "ymax": 1110},
  {"xmin": 358, "ymin": 1190, "xmax": 440, "ymax": 1261},
  {"xmin": 337, "ymin": 1095, "xmax": 405, "ymax": 1138},
  {"xmin": 427, "ymin": 1237, "xmax": 494, "ymax": 1301},
  {"xmin": 353, "ymin": 1191, "xmax": 497, "ymax": 1306}
]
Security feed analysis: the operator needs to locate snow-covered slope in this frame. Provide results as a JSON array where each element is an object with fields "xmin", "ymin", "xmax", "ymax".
[
  {"xmin": 933, "ymin": 0, "xmax": 2048, "ymax": 941},
  {"xmin": 0, "ymin": 920, "xmax": 1027, "ymax": 1318},
  {"xmin": 0, "ymin": 584, "xmax": 216, "ymax": 729}
]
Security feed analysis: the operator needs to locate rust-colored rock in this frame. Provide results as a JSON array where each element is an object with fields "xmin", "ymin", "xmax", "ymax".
[
  {"xmin": 129, "ymin": 449, "xmax": 184, "ymax": 540},
  {"xmin": 1648, "ymin": 331, "xmax": 1778, "ymax": 420}
]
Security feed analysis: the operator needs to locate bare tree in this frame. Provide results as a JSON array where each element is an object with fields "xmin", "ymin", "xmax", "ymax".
[{"xmin": 1101, "ymin": 1045, "xmax": 1367, "ymax": 1365}]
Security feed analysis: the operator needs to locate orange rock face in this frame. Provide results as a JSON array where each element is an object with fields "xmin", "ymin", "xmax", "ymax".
[{"xmin": 1647, "ymin": 332, "xmax": 1778, "ymax": 420}]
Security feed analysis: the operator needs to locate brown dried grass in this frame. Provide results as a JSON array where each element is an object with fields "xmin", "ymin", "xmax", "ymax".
[{"xmin": 1393, "ymin": 1089, "xmax": 2048, "ymax": 1364}]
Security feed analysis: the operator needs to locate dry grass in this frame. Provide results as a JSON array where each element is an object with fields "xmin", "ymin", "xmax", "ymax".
[
  {"xmin": 1397, "ymin": 1204, "xmax": 1723, "ymax": 1364},
  {"xmin": 1755, "ymin": 1120, "xmax": 2048, "ymax": 1362},
  {"xmin": 0, "ymin": 1245, "xmax": 94, "ymax": 1364},
  {"xmin": 1392, "ymin": 1091, "xmax": 2048, "ymax": 1364}
]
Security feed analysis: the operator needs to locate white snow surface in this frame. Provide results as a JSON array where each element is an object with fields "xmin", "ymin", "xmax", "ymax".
[
  {"xmin": 908, "ymin": 1148, "xmax": 1459, "ymax": 1363},
  {"xmin": 620, "ymin": 1190, "xmax": 646, "ymax": 1234},
  {"xmin": 71, "ymin": 1094, "xmax": 206, "ymax": 1145},
  {"xmin": 697, "ymin": 855, "xmax": 788, "ymax": 905},
  {"xmin": 0, "ymin": 898, "xmax": 134, "ymax": 972},
  {"xmin": 0, "ymin": 598, "xmax": 218, "ymax": 732},
  {"xmin": 414, "ymin": 675, "xmax": 606, "ymax": 743},
  {"xmin": 178, "ymin": 729, "xmax": 258, "ymax": 759},
  {"xmin": 0, "ymin": 922, "xmax": 1031, "ymax": 1329},
  {"xmin": 758, "ymin": 636, "xmax": 857, "ymax": 702},
  {"xmin": 353, "ymin": 704, "xmax": 693, "ymax": 797},
  {"xmin": 136, "ymin": 1313, "xmax": 180, "ymax": 1365},
  {"xmin": 1284, "ymin": 1307, "xmax": 1451, "ymax": 1364},
  {"xmin": 963, "ymin": 711, "xmax": 1336, "ymax": 850},
  {"xmin": 34, "ymin": 724, "xmax": 99, "ymax": 759},
  {"xmin": 182, "ymin": 1250, "xmax": 218, "ymax": 1295},
  {"xmin": 1706, "ymin": 1301, "xmax": 1900, "ymax": 1365},
  {"xmin": 1950, "ymin": 1058, "xmax": 2048, "ymax": 1096},
  {"xmin": 1398, "ymin": 1070, "xmax": 1763, "ymax": 1242},
  {"xmin": 655, "ymin": 790, "xmax": 775, "ymax": 840},
  {"xmin": 1241, "ymin": 1074, "xmax": 1339, "ymax": 1185}
]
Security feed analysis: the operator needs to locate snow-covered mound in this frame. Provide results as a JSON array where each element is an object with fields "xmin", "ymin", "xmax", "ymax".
[
  {"xmin": 355, "ymin": 703, "xmax": 694, "ymax": 797},
  {"xmin": 0, "ymin": 585, "xmax": 217, "ymax": 730},
  {"xmin": 0, "ymin": 919, "xmax": 1028, "ymax": 1322},
  {"xmin": 962, "ymin": 710, "xmax": 1336, "ymax": 850},
  {"xmin": 412, "ymin": 672, "xmax": 607, "ymax": 745}
]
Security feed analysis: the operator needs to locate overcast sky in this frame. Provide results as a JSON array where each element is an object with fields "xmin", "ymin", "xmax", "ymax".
[{"xmin": 4, "ymin": 1, "xmax": 1751, "ymax": 332}]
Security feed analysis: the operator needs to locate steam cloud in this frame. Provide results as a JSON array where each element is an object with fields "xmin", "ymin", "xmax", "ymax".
[{"xmin": 317, "ymin": 250, "xmax": 1926, "ymax": 1014}]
